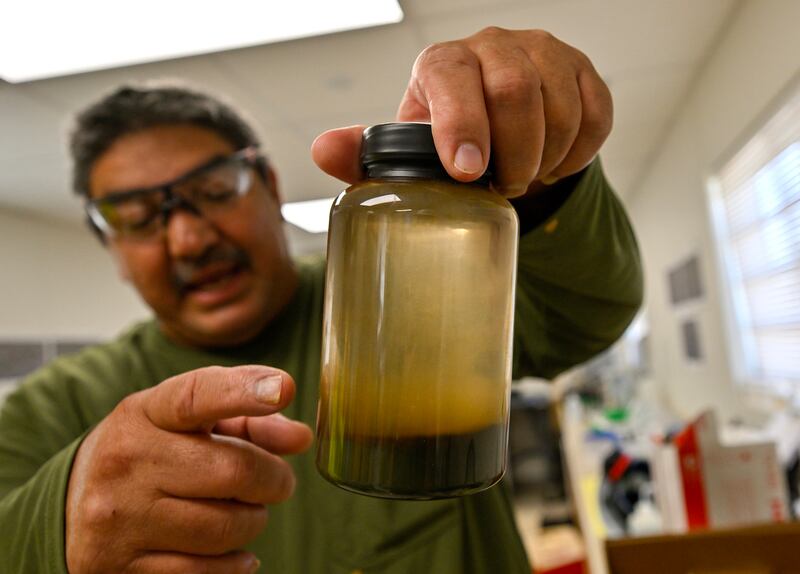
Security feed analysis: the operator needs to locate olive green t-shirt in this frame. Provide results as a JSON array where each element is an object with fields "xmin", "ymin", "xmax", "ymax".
[{"xmin": 0, "ymin": 159, "xmax": 642, "ymax": 573}]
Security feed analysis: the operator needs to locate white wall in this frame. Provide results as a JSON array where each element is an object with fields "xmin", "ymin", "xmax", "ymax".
[
  {"xmin": 626, "ymin": 0, "xmax": 800, "ymax": 418},
  {"xmin": 0, "ymin": 208, "xmax": 150, "ymax": 340},
  {"xmin": 0, "ymin": 206, "xmax": 323, "ymax": 342}
]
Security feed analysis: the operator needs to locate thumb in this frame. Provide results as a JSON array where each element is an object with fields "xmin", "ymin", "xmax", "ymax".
[{"xmin": 311, "ymin": 125, "xmax": 366, "ymax": 185}]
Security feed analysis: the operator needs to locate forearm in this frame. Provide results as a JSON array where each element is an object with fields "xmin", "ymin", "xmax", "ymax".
[
  {"xmin": 511, "ymin": 157, "xmax": 643, "ymax": 380},
  {"xmin": 509, "ymin": 168, "xmax": 587, "ymax": 234}
]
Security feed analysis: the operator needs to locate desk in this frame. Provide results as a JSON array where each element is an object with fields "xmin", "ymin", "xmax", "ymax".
[
  {"xmin": 605, "ymin": 522, "xmax": 800, "ymax": 574},
  {"xmin": 560, "ymin": 395, "xmax": 612, "ymax": 574}
]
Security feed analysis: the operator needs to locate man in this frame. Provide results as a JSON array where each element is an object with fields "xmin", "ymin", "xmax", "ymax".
[{"xmin": 0, "ymin": 27, "xmax": 642, "ymax": 573}]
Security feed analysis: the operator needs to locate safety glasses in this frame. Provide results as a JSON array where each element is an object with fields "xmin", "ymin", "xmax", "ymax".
[{"xmin": 86, "ymin": 146, "xmax": 261, "ymax": 240}]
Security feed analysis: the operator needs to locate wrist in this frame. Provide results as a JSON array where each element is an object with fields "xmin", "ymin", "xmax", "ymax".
[{"xmin": 508, "ymin": 165, "xmax": 590, "ymax": 234}]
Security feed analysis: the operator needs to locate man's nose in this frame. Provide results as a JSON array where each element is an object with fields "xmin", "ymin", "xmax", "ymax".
[{"xmin": 165, "ymin": 209, "xmax": 220, "ymax": 259}]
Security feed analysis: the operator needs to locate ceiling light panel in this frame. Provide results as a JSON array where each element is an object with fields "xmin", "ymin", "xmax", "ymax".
[
  {"xmin": 0, "ymin": 1, "xmax": 403, "ymax": 83},
  {"xmin": 281, "ymin": 196, "xmax": 336, "ymax": 234}
]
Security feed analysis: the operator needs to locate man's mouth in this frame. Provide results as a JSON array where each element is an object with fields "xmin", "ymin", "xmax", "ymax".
[
  {"xmin": 173, "ymin": 244, "xmax": 251, "ymax": 300},
  {"xmin": 177, "ymin": 260, "xmax": 251, "ymax": 309},
  {"xmin": 183, "ymin": 261, "xmax": 244, "ymax": 293}
]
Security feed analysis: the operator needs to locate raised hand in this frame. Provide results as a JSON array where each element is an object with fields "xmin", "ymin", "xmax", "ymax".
[{"xmin": 65, "ymin": 365, "xmax": 313, "ymax": 574}]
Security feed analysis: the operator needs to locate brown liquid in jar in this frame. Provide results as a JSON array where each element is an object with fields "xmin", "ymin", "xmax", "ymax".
[{"xmin": 316, "ymin": 179, "xmax": 517, "ymax": 499}]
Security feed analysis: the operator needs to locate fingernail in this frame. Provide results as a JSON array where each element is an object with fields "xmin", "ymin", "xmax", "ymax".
[
  {"xmin": 540, "ymin": 174, "xmax": 560, "ymax": 185},
  {"xmin": 454, "ymin": 143, "xmax": 484, "ymax": 175},
  {"xmin": 500, "ymin": 185, "xmax": 528, "ymax": 198},
  {"xmin": 254, "ymin": 375, "xmax": 282, "ymax": 404},
  {"xmin": 250, "ymin": 558, "xmax": 262, "ymax": 573}
]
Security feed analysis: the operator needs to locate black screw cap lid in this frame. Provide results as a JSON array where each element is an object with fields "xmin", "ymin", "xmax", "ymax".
[{"xmin": 360, "ymin": 122, "xmax": 492, "ymax": 186}]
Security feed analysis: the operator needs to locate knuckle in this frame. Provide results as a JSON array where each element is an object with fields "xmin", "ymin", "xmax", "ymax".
[
  {"xmin": 479, "ymin": 25, "xmax": 510, "ymax": 38},
  {"xmin": 416, "ymin": 41, "xmax": 477, "ymax": 75},
  {"xmin": 253, "ymin": 505, "xmax": 269, "ymax": 531},
  {"xmin": 274, "ymin": 460, "xmax": 296, "ymax": 501},
  {"xmin": 549, "ymin": 108, "xmax": 580, "ymax": 140},
  {"xmin": 486, "ymin": 68, "xmax": 540, "ymax": 106},
  {"xmin": 97, "ymin": 445, "xmax": 137, "ymax": 480},
  {"xmin": 213, "ymin": 513, "xmax": 240, "ymax": 550},
  {"xmin": 173, "ymin": 371, "xmax": 202, "ymax": 427},
  {"xmin": 91, "ymin": 424, "xmax": 140, "ymax": 481},
  {"xmin": 82, "ymin": 492, "xmax": 120, "ymax": 530},
  {"xmin": 115, "ymin": 393, "xmax": 136, "ymax": 417},
  {"xmin": 572, "ymin": 46, "xmax": 594, "ymax": 69},
  {"xmin": 528, "ymin": 28, "xmax": 556, "ymax": 44},
  {"xmin": 225, "ymin": 450, "xmax": 258, "ymax": 490},
  {"xmin": 203, "ymin": 506, "xmax": 266, "ymax": 553},
  {"xmin": 113, "ymin": 392, "xmax": 146, "ymax": 428},
  {"xmin": 583, "ymin": 107, "xmax": 613, "ymax": 141}
]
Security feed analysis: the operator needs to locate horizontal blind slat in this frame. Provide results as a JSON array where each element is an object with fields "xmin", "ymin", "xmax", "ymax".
[
  {"xmin": 714, "ymin": 86, "xmax": 800, "ymax": 387},
  {"xmin": 755, "ymin": 329, "xmax": 800, "ymax": 381},
  {"xmin": 734, "ymin": 207, "xmax": 800, "ymax": 277},
  {"xmin": 724, "ymin": 144, "xmax": 800, "ymax": 233}
]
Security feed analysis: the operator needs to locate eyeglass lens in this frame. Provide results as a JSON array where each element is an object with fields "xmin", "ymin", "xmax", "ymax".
[{"xmin": 95, "ymin": 158, "xmax": 252, "ymax": 238}]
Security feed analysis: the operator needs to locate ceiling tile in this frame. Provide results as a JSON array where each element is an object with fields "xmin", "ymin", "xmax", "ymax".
[
  {"xmin": 579, "ymin": 0, "xmax": 737, "ymax": 79},
  {"xmin": 401, "ymin": 0, "xmax": 554, "ymax": 18},
  {"xmin": 24, "ymin": 55, "xmax": 262, "ymax": 110},
  {"xmin": 210, "ymin": 23, "xmax": 421, "ymax": 124},
  {"xmin": 601, "ymin": 65, "xmax": 694, "ymax": 168},
  {"xmin": 609, "ymin": 66, "xmax": 693, "ymax": 130},
  {"xmin": 416, "ymin": 0, "xmax": 735, "ymax": 78}
]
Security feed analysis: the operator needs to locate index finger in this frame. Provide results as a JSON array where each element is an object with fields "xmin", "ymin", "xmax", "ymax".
[
  {"xmin": 141, "ymin": 365, "xmax": 295, "ymax": 432},
  {"xmin": 398, "ymin": 42, "xmax": 491, "ymax": 183}
]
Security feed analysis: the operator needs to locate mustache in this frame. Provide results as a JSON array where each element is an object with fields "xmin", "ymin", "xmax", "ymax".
[{"xmin": 172, "ymin": 243, "xmax": 250, "ymax": 292}]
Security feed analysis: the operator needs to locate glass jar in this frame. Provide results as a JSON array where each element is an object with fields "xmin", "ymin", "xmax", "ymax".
[{"xmin": 315, "ymin": 122, "xmax": 519, "ymax": 499}]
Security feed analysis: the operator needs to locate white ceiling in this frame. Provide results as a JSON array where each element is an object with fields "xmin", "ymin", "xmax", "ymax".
[{"xmin": 0, "ymin": 0, "xmax": 738, "ymax": 254}]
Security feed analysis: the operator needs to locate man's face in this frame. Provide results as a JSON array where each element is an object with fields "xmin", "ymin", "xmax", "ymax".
[{"xmin": 89, "ymin": 124, "xmax": 298, "ymax": 347}]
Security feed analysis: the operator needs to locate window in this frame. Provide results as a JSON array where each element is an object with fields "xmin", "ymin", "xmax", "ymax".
[{"xmin": 708, "ymin": 83, "xmax": 800, "ymax": 395}]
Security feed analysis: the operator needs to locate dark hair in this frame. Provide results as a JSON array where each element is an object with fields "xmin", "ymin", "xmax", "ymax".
[{"xmin": 69, "ymin": 83, "xmax": 263, "ymax": 197}]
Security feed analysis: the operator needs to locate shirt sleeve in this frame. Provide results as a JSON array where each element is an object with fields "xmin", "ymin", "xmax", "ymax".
[
  {"xmin": 512, "ymin": 157, "xmax": 644, "ymax": 380},
  {"xmin": 0, "ymin": 370, "xmax": 89, "ymax": 574},
  {"xmin": 0, "ymin": 335, "xmax": 147, "ymax": 574},
  {"xmin": 0, "ymin": 433, "xmax": 83, "ymax": 573}
]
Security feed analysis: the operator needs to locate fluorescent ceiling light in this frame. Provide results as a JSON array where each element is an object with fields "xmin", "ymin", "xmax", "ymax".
[
  {"xmin": 0, "ymin": 1, "xmax": 403, "ymax": 83},
  {"xmin": 282, "ymin": 197, "xmax": 336, "ymax": 234}
]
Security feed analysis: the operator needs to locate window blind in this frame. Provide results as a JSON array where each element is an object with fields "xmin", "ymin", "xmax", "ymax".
[{"xmin": 712, "ymin": 85, "xmax": 800, "ymax": 391}]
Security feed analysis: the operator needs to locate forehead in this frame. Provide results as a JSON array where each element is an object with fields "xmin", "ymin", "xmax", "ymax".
[{"xmin": 89, "ymin": 124, "xmax": 236, "ymax": 198}]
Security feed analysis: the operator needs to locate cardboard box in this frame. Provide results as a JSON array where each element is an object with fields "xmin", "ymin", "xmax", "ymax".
[
  {"xmin": 651, "ymin": 410, "xmax": 789, "ymax": 532},
  {"xmin": 606, "ymin": 522, "xmax": 800, "ymax": 574}
]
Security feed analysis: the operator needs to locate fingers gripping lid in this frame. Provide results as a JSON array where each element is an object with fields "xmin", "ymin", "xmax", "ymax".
[{"xmin": 360, "ymin": 122, "xmax": 492, "ymax": 185}]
